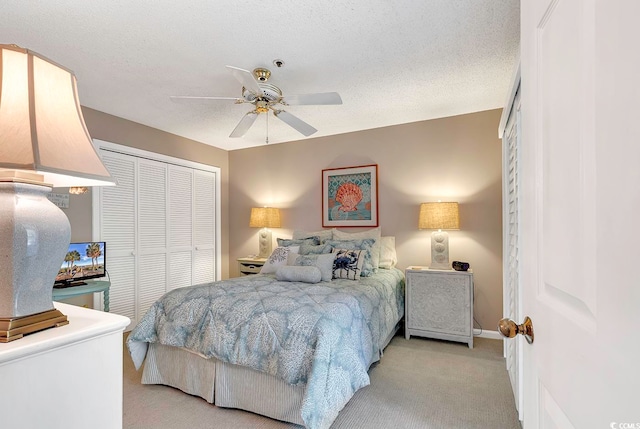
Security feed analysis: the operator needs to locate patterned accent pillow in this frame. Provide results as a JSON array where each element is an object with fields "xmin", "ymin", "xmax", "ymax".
[
  {"xmin": 332, "ymin": 249, "xmax": 365, "ymax": 280},
  {"xmin": 292, "ymin": 229, "xmax": 333, "ymax": 242},
  {"xmin": 298, "ymin": 243, "xmax": 333, "ymax": 255},
  {"xmin": 275, "ymin": 265, "xmax": 322, "ymax": 283},
  {"xmin": 333, "ymin": 227, "xmax": 381, "ymax": 270},
  {"xmin": 277, "ymin": 237, "xmax": 320, "ymax": 247},
  {"xmin": 323, "ymin": 238, "xmax": 375, "ymax": 276},
  {"xmin": 260, "ymin": 246, "xmax": 299, "ymax": 274},
  {"xmin": 288, "ymin": 253, "xmax": 335, "ymax": 282}
]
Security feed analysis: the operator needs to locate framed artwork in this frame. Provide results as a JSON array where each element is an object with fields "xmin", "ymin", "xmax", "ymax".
[{"xmin": 322, "ymin": 164, "xmax": 378, "ymax": 227}]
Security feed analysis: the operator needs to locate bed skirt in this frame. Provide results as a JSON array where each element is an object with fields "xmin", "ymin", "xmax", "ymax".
[
  {"xmin": 140, "ymin": 322, "xmax": 400, "ymax": 426},
  {"xmin": 142, "ymin": 343, "xmax": 305, "ymax": 425}
]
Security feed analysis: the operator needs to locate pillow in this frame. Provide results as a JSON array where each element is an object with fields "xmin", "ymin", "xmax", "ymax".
[
  {"xmin": 333, "ymin": 227, "xmax": 381, "ymax": 270},
  {"xmin": 298, "ymin": 243, "xmax": 333, "ymax": 255},
  {"xmin": 292, "ymin": 229, "xmax": 333, "ymax": 243},
  {"xmin": 288, "ymin": 253, "xmax": 335, "ymax": 282},
  {"xmin": 323, "ymin": 238, "xmax": 375, "ymax": 276},
  {"xmin": 275, "ymin": 265, "xmax": 322, "ymax": 283},
  {"xmin": 277, "ymin": 237, "xmax": 320, "ymax": 247},
  {"xmin": 260, "ymin": 246, "xmax": 299, "ymax": 274},
  {"xmin": 378, "ymin": 236, "xmax": 398, "ymax": 269},
  {"xmin": 332, "ymin": 249, "xmax": 365, "ymax": 280}
]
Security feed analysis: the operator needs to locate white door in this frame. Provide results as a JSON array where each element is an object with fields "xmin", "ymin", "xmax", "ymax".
[{"xmin": 519, "ymin": 1, "xmax": 640, "ymax": 427}]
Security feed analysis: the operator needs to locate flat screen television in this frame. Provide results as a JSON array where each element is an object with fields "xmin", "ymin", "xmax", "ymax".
[{"xmin": 54, "ymin": 241, "xmax": 106, "ymax": 288}]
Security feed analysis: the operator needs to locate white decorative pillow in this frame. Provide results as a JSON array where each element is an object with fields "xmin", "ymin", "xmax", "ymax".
[
  {"xmin": 378, "ymin": 236, "xmax": 398, "ymax": 269},
  {"xmin": 333, "ymin": 227, "xmax": 381, "ymax": 270},
  {"xmin": 275, "ymin": 265, "xmax": 322, "ymax": 283},
  {"xmin": 260, "ymin": 246, "xmax": 299, "ymax": 274},
  {"xmin": 332, "ymin": 249, "xmax": 365, "ymax": 280},
  {"xmin": 288, "ymin": 253, "xmax": 335, "ymax": 282},
  {"xmin": 292, "ymin": 229, "xmax": 334, "ymax": 243}
]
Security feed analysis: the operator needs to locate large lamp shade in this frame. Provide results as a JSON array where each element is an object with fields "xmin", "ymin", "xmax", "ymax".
[
  {"xmin": 419, "ymin": 202, "xmax": 460, "ymax": 270},
  {"xmin": 0, "ymin": 44, "xmax": 115, "ymax": 342}
]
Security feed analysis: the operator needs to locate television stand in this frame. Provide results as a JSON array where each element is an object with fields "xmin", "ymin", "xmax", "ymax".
[
  {"xmin": 54, "ymin": 281, "xmax": 87, "ymax": 289},
  {"xmin": 52, "ymin": 280, "xmax": 111, "ymax": 312}
]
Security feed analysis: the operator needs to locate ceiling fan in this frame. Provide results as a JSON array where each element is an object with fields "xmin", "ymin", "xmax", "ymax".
[{"xmin": 170, "ymin": 66, "xmax": 342, "ymax": 142}]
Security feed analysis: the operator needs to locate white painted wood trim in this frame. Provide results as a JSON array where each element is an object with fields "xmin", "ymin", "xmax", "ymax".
[
  {"xmin": 498, "ymin": 60, "xmax": 521, "ymax": 138},
  {"xmin": 475, "ymin": 330, "xmax": 503, "ymax": 340}
]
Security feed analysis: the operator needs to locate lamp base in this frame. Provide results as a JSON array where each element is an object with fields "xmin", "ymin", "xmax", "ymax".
[
  {"xmin": 0, "ymin": 309, "xmax": 69, "ymax": 342},
  {"xmin": 429, "ymin": 230, "xmax": 452, "ymax": 270},
  {"xmin": 257, "ymin": 228, "xmax": 273, "ymax": 258}
]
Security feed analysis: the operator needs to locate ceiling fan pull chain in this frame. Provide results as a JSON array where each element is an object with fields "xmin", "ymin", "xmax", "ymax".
[{"xmin": 266, "ymin": 111, "xmax": 269, "ymax": 144}]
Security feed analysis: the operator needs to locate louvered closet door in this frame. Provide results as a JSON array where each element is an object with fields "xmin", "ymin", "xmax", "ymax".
[
  {"xmin": 137, "ymin": 158, "xmax": 168, "ymax": 317},
  {"xmin": 502, "ymin": 88, "xmax": 522, "ymax": 417},
  {"xmin": 193, "ymin": 170, "xmax": 216, "ymax": 285},
  {"xmin": 168, "ymin": 165, "xmax": 193, "ymax": 291},
  {"xmin": 95, "ymin": 141, "xmax": 219, "ymax": 328},
  {"xmin": 99, "ymin": 151, "xmax": 136, "ymax": 322}
]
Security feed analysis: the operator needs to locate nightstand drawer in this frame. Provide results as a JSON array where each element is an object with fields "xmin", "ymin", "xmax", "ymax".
[{"xmin": 237, "ymin": 258, "xmax": 267, "ymax": 276}]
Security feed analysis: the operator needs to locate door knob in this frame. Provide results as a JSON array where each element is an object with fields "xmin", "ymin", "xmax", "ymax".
[{"xmin": 498, "ymin": 316, "xmax": 534, "ymax": 344}]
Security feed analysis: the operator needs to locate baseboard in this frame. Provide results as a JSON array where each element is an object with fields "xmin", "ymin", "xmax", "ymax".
[{"xmin": 474, "ymin": 330, "xmax": 503, "ymax": 340}]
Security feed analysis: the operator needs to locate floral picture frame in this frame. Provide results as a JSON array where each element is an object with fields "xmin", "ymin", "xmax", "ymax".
[{"xmin": 322, "ymin": 164, "xmax": 378, "ymax": 227}]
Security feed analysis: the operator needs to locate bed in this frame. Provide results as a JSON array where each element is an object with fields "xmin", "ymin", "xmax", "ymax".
[{"xmin": 127, "ymin": 235, "xmax": 403, "ymax": 429}]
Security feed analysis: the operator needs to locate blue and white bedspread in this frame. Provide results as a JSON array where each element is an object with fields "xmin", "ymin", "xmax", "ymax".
[{"xmin": 127, "ymin": 267, "xmax": 404, "ymax": 429}]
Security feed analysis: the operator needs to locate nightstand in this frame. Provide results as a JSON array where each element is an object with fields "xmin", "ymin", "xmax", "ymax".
[
  {"xmin": 237, "ymin": 257, "xmax": 267, "ymax": 276},
  {"xmin": 404, "ymin": 266, "xmax": 474, "ymax": 348}
]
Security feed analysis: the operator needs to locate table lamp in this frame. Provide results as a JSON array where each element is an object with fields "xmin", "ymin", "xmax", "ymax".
[
  {"xmin": 0, "ymin": 44, "xmax": 115, "ymax": 342},
  {"xmin": 249, "ymin": 207, "xmax": 281, "ymax": 258},
  {"xmin": 418, "ymin": 202, "xmax": 460, "ymax": 270}
]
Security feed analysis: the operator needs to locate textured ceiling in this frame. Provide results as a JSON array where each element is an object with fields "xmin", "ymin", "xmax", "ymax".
[{"xmin": 1, "ymin": 1, "xmax": 520, "ymax": 151}]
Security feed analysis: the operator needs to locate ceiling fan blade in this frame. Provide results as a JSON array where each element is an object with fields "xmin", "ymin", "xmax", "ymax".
[
  {"xmin": 230, "ymin": 111, "xmax": 259, "ymax": 138},
  {"xmin": 226, "ymin": 65, "xmax": 262, "ymax": 96},
  {"xmin": 281, "ymin": 92, "xmax": 342, "ymax": 106},
  {"xmin": 273, "ymin": 110, "xmax": 318, "ymax": 137},
  {"xmin": 170, "ymin": 95, "xmax": 243, "ymax": 103}
]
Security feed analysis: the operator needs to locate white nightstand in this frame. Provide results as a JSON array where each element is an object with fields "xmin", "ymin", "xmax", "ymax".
[
  {"xmin": 237, "ymin": 257, "xmax": 267, "ymax": 276},
  {"xmin": 404, "ymin": 266, "xmax": 474, "ymax": 348}
]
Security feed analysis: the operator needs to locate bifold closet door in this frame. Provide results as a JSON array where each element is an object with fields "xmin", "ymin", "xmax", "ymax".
[
  {"xmin": 193, "ymin": 170, "xmax": 216, "ymax": 285},
  {"xmin": 99, "ymin": 151, "xmax": 137, "ymax": 323},
  {"xmin": 96, "ymin": 145, "xmax": 218, "ymax": 327},
  {"xmin": 168, "ymin": 165, "xmax": 193, "ymax": 291},
  {"xmin": 137, "ymin": 158, "xmax": 168, "ymax": 317}
]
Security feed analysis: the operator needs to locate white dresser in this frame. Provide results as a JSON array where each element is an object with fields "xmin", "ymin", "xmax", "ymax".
[
  {"xmin": 404, "ymin": 267, "xmax": 474, "ymax": 348},
  {"xmin": 0, "ymin": 302, "xmax": 130, "ymax": 429}
]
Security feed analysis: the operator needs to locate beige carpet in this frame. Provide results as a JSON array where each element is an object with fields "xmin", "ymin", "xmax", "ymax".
[{"xmin": 123, "ymin": 335, "xmax": 521, "ymax": 429}]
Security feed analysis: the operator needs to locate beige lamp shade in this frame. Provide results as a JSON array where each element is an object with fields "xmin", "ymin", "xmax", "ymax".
[
  {"xmin": 249, "ymin": 207, "xmax": 282, "ymax": 228},
  {"xmin": 0, "ymin": 44, "xmax": 115, "ymax": 187},
  {"xmin": 0, "ymin": 45, "xmax": 115, "ymax": 340},
  {"xmin": 418, "ymin": 202, "xmax": 460, "ymax": 230}
]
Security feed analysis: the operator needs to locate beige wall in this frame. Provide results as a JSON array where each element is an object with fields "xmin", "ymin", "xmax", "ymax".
[
  {"xmin": 61, "ymin": 107, "xmax": 230, "ymax": 287},
  {"xmin": 228, "ymin": 109, "xmax": 503, "ymax": 331}
]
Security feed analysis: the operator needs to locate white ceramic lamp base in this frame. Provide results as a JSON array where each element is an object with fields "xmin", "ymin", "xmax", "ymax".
[
  {"xmin": 429, "ymin": 230, "xmax": 452, "ymax": 270},
  {"xmin": 257, "ymin": 228, "xmax": 273, "ymax": 258},
  {"xmin": 0, "ymin": 181, "xmax": 71, "ymax": 341}
]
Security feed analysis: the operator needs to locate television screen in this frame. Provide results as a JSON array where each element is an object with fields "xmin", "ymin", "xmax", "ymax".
[{"xmin": 54, "ymin": 241, "xmax": 106, "ymax": 287}]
